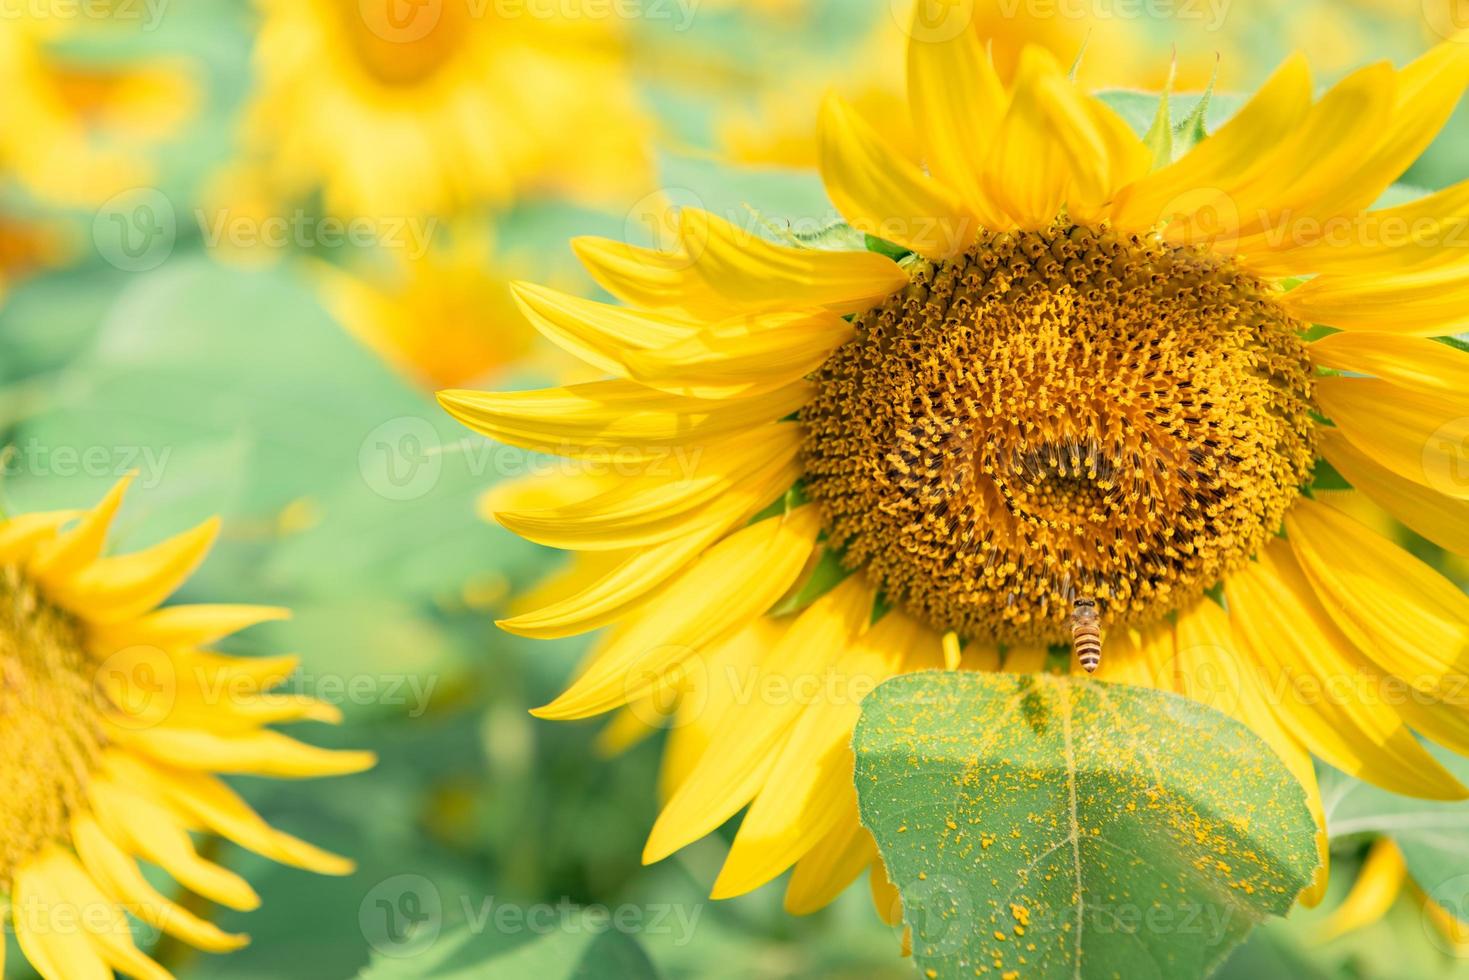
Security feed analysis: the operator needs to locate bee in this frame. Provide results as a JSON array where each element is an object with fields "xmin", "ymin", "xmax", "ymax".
[{"xmin": 1070, "ymin": 598, "xmax": 1102, "ymax": 673}]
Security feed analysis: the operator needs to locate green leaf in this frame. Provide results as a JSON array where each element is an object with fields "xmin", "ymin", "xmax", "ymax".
[
  {"xmin": 854, "ymin": 671, "xmax": 1320, "ymax": 980},
  {"xmin": 1323, "ymin": 746, "xmax": 1469, "ymax": 927},
  {"xmin": 358, "ymin": 917, "xmax": 659, "ymax": 980}
]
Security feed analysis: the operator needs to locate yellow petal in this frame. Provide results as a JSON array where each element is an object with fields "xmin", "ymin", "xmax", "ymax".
[
  {"xmin": 1224, "ymin": 539, "xmax": 1465, "ymax": 800},
  {"xmin": 0, "ymin": 509, "xmax": 79, "ymax": 563},
  {"xmin": 1215, "ymin": 63, "xmax": 1396, "ymax": 243},
  {"xmin": 90, "ymin": 775, "xmax": 261, "ymax": 911},
  {"xmin": 1311, "ymin": 332, "xmax": 1469, "ymax": 396},
  {"xmin": 88, "ymin": 604, "xmax": 289, "ymax": 653},
  {"xmin": 1318, "ymin": 427, "xmax": 1469, "ymax": 556},
  {"xmin": 679, "ymin": 209, "xmax": 909, "ymax": 316},
  {"xmin": 534, "ymin": 506, "xmax": 822, "ymax": 720},
  {"xmin": 818, "ymin": 94, "xmax": 977, "ymax": 260},
  {"xmin": 1282, "ymin": 259, "xmax": 1469, "ymax": 335},
  {"xmin": 1093, "ymin": 619, "xmax": 1174, "ymax": 691},
  {"xmin": 657, "ymin": 620, "xmax": 777, "ymax": 804},
  {"xmin": 30, "ymin": 474, "xmax": 133, "ymax": 588},
  {"xmin": 136, "ymin": 760, "xmax": 355, "ymax": 875},
  {"xmin": 1316, "ymin": 378, "xmax": 1469, "ymax": 499},
  {"xmin": 1315, "ymin": 839, "xmax": 1407, "ymax": 942},
  {"xmin": 1109, "ymin": 55, "xmax": 1312, "ymax": 234},
  {"xmin": 27, "ymin": 847, "xmax": 173, "ymax": 980},
  {"xmin": 1240, "ymin": 180, "xmax": 1469, "ymax": 279},
  {"xmin": 713, "ymin": 612, "xmax": 928, "ymax": 898},
  {"xmin": 624, "ymin": 310, "xmax": 854, "ymax": 400},
  {"xmin": 1286, "ymin": 498, "xmax": 1469, "ymax": 696},
  {"xmin": 496, "ymin": 425, "xmax": 802, "ymax": 551},
  {"xmin": 107, "ymin": 723, "xmax": 376, "ymax": 778},
  {"xmin": 905, "ymin": 18, "xmax": 1007, "ymax": 228},
  {"xmin": 570, "ymin": 235, "xmax": 735, "ymax": 318},
  {"xmin": 48, "ymin": 517, "xmax": 219, "ymax": 624},
  {"xmin": 510, "ymin": 280, "xmax": 697, "ymax": 377},
  {"xmin": 438, "ymin": 378, "xmax": 812, "ymax": 459},
  {"xmin": 499, "ymin": 467, "xmax": 801, "ymax": 639},
  {"xmin": 1003, "ymin": 645, "xmax": 1049, "ymax": 673},
  {"xmin": 984, "ymin": 46, "xmax": 1069, "ymax": 229},
  {"xmin": 784, "ymin": 811, "xmax": 876, "ymax": 916},
  {"xmin": 1174, "ymin": 598, "xmax": 1329, "ymax": 906},
  {"xmin": 72, "ymin": 814, "xmax": 250, "ymax": 953},
  {"xmin": 12, "ymin": 851, "xmax": 115, "ymax": 980},
  {"xmin": 643, "ymin": 576, "xmax": 873, "ymax": 863}
]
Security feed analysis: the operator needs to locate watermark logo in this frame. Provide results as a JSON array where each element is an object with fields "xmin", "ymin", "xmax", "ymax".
[{"xmin": 94, "ymin": 188, "xmax": 176, "ymax": 273}]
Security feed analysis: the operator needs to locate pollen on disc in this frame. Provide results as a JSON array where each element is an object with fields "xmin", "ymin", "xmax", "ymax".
[{"xmin": 800, "ymin": 223, "xmax": 1315, "ymax": 645}]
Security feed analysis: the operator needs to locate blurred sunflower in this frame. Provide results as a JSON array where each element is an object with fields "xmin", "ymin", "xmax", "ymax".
[
  {"xmin": 0, "ymin": 477, "xmax": 373, "ymax": 979},
  {"xmin": 0, "ymin": 19, "xmax": 199, "ymax": 208},
  {"xmin": 245, "ymin": 0, "xmax": 653, "ymax": 217},
  {"xmin": 441, "ymin": 21, "xmax": 1469, "ymax": 917},
  {"xmin": 311, "ymin": 229, "xmax": 539, "ymax": 391},
  {"xmin": 717, "ymin": 4, "xmax": 1226, "ymax": 169}
]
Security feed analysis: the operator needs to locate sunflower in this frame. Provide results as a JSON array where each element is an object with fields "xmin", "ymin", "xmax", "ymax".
[
  {"xmin": 0, "ymin": 20, "xmax": 199, "ymax": 208},
  {"xmin": 0, "ymin": 477, "xmax": 374, "ymax": 978},
  {"xmin": 441, "ymin": 21, "xmax": 1469, "ymax": 919},
  {"xmin": 311, "ymin": 227, "xmax": 540, "ymax": 391},
  {"xmin": 244, "ymin": 0, "xmax": 652, "ymax": 217}
]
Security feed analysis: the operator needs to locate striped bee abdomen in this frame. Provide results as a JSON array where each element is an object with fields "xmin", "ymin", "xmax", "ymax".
[{"xmin": 1070, "ymin": 598, "xmax": 1102, "ymax": 673}]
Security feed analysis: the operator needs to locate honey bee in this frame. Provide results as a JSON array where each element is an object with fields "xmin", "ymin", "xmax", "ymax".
[{"xmin": 1070, "ymin": 598, "xmax": 1102, "ymax": 673}]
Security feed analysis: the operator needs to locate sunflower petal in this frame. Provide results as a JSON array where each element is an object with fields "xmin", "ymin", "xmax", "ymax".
[
  {"xmin": 533, "ymin": 506, "xmax": 822, "ymax": 720},
  {"xmin": 510, "ymin": 281, "xmax": 697, "ymax": 377},
  {"xmin": 1224, "ymin": 539, "xmax": 1465, "ymax": 800},
  {"xmin": 905, "ymin": 19, "xmax": 1007, "ymax": 227},
  {"xmin": 624, "ymin": 310, "xmax": 854, "ymax": 399},
  {"xmin": 1317, "ymin": 427, "xmax": 1469, "ymax": 556},
  {"xmin": 679, "ymin": 209, "xmax": 909, "ymax": 316},
  {"xmin": 1286, "ymin": 498, "xmax": 1469, "ymax": 695},
  {"xmin": 1310, "ymin": 332, "xmax": 1469, "ymax": 396},
  {"xmin": 1316, "ymin": 378, "xmax": 1469, "ymax": 498},
  {"xmin": 819, "ymin": 95, "xmax": 976, "ymax": 260},
  {"xmin": 49, "ymin": 517, "xmax": 220, "ymax": 624},
  {"xmin": 496, "ymin": 425, "xmax": 802, "ymax": 551},
  {"xmin": 643, "ymin": 576, "xmax": 873, "ymax": 864},
  {"xmin": 438, "ymin": 378, "xmax": 812, "ymax": 459}
]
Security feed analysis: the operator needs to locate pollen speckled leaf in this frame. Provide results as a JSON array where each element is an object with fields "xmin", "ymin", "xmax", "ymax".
[{"xmin": 853, "ymin": 671, "xmax": 1318, "ymax": 980}]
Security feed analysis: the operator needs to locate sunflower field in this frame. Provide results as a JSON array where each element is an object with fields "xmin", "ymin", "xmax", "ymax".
[{"xmin": 4, "ymin": 1, "xmax": 1469, "ymax": 978}]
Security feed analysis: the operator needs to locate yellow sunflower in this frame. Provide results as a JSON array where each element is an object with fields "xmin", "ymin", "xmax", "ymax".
[
  {"xmin": 441, "ymin": 21, "xmax": 1469, "ymax": 919},
  {"xmin": 0, "ymin": 476, "xmax": 374, "ymax": 978},
  {"xmin": 0, "ymin": 20, "xmax": 199, "ymax": 208},
  {"xmin": 310, "ymin": 228, "xmax": 539, "ymax": 391},
  {"xmin": 245, "ymin": 0, "xmax": 653, "ymax": 217}
]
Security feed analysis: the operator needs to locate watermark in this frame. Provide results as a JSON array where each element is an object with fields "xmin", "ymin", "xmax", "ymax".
[
  {"xmin": 893, "ymin": 872, "xmax": 1238, "ymax": 960},
  {"xmin": 1, "ymin": 440, "xmax": 171, "ymax": 489},
  {"xmin": 1423, "ymin": 873, "xmax": 1469, "ymax": 957},
  {"xmin": 354, "ymin": 0, "xmax": 699, "ymax": 42},
  {"xmin": 94, "ymin": 188, "xmax": 175, "ymax": 273},
  {"xmin": 195, "ymin": 208, "xmax": 437, "ymax": 259},
  {"xmin": 358, "ymin": 875, "xmax": 703, "ymax": 960},
  {"xmin": 1423, "ymin": 0, "xmax": 1469, "ymax": 42},
  {"xmin": 0, "ymin": 0, "xmax": 168, "ymax": 28},
  {"xmin": 93, "ymin": 645, "xmax": 441, "ymax": 723},
  {"xmin": 1423, "ymin": 417, "xmax": 1469, "ymax": 499},
  {"xmin": 995, "ymin": 0, "xmax": 1231, "ymax": 29},
  {"xmin": 488, "ymin": 0, "xmax": 700, "ymax": 30},
  {"xmin": 359, "ymin": 416, "xmax": 709, "ymax": 501},
  {"xmin": 894, "ymin": 0, "xmax": 976, "ymax": 43},
  {"xmin": 92, "ymin": 189, "xmax": 439, "ymax": 272}
]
